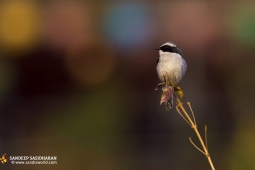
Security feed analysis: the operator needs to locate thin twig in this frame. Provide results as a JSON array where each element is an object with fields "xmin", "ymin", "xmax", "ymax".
[
  {"xmin": 176, "ymin": 98, "xmax": 196, "ymax": 128},
  {"xmin": 205, "ymin": 125, "xmax": 208, "ymax": 151},
  {"xmin": 189, "ymin": 137, "xmax": 206, "ymax": 155},
  {"xmin": 175, "ymin": 97, "xmax": 215, "ymax": 170},
  {"xmin": 176, "ymin": 106, "xmax": 192, "ymax": 126},
  {"xmin": 187, "ymin": 102, "xmax": 196, "ymax": 125}
]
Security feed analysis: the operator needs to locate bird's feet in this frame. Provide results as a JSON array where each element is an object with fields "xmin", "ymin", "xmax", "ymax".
[
  {"xmin": 155, "ymin": 74, "xmax": 184, "ymax": 98},
  {"xmin": 155, "ymin": 73, "xmax": 169, "ymax": 90},
  {"xmin": 155, "ymin": 82, "xmax": 165, "ymax": 90}
]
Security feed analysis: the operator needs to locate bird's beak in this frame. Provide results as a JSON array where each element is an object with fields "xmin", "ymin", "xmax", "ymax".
[{"xmin": 155, "ymin": 48, "xmax": 161, "ymax": 50}]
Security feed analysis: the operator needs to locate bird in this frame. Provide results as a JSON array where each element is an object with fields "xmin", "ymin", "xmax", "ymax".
[{"xmin": 156, "ymin": 42, "xmax": 187, "ymax": 110}]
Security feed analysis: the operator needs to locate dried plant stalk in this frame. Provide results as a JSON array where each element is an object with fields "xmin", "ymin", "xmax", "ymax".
[{"xmin": 175, "ymin": 97, "xmax": 215, "ymax": 170}]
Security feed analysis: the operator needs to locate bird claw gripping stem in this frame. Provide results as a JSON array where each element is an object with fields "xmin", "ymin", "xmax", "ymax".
[{"xmin": 155, "ymin": 74, "xmax": 185, "ymax": 99}]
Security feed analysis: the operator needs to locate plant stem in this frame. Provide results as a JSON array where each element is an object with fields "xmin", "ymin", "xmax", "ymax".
[
  {"xmin": 176, "ymin": 98, "xmax": 215, "ymax": 170},
  {"xmin": 193, "ymin": 126, "xmax": 215, "ymax": 170}
]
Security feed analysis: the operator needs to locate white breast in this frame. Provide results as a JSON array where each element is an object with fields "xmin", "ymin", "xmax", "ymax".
[{"xmin": 156, "ymin": 53, "xmax": 187, "ymax": 83}]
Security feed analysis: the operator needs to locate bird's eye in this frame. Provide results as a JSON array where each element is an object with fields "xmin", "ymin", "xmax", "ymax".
[{"xmin": 161, "ymin": 45, "xmax": 170, "ymax": 52}]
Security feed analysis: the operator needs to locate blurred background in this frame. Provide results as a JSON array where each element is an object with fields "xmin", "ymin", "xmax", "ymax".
[{"xmin": 0, "ymin": 0, "xmax": 255, "ymax": 169}]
